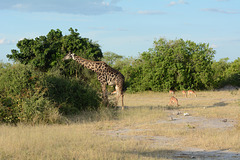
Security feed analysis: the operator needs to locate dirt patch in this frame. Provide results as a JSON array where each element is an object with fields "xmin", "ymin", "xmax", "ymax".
[
  {"xmin": 97, "ymin": 109, "xmax": 240, "ymax": 159},
  {"xmin": 102, "ymin": 129, "xmax": 180, "ymax": 147},
  {"xmin": 159, "ymin": 112, "xmax": 236, "ymax": 129}
]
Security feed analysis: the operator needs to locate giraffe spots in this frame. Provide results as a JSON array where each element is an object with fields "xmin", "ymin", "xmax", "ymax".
[{"xmin": 71, "ymin": 54, "xmax": 125, "ymax": 108}]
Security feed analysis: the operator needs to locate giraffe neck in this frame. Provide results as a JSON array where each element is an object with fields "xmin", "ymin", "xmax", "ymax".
[{"xmin": 72, "ymin": 55, "xmax": 104, "ymax": 73}]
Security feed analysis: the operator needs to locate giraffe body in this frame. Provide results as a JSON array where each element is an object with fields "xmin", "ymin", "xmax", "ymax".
[{"xmin": 63, "ymin": 52, "xmax": 125, "ymax": 109}]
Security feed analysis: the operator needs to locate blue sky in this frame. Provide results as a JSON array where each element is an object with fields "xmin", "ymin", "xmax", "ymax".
[{"xmin": 0, "ymin": 0, "xmax": 239, "ymax": 62}]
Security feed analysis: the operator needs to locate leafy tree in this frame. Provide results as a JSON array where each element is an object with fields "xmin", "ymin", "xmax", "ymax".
[
  {"xmin": 119, "ymin": 58, "xmax": 144, "ymax": 92},
  {"xmin": 212, "ymin": 58, "xmax": 230, "ymax": 88},
  {"xmin": 224, "ymin": 58, "xmax": 240, "ymax": 87},
  {"xmin": 7, "ymin": 28, "xmax": 103, "ymax": 72},
  {"xmin": 120, "ymin": 38, "xmax": 216, "ymax": 92},
  {"xmin": 212, "ymin": 57, "xmax": 240, "ymax": 88},
  {"xmin": 102, "ymin": 51, "xmax": 123, "ymax": 67}
]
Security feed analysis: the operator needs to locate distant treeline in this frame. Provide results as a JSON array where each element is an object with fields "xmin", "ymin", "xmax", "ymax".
[
  {"xmin": 103, "ymin": 39, "xmax": 240, "ymax": 92},
  {"xmin": 1, "ymin": 28, "xmax": 239, "ymax": 124}
]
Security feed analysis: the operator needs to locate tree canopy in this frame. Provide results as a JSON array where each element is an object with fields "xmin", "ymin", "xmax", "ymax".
[
  {"xmin": 7, "ymin": 28, "xmax": 103, "ymax": 72},
  {"xmin": 113, "ymin": 38, "xmax": 217, "ymax": 92}
]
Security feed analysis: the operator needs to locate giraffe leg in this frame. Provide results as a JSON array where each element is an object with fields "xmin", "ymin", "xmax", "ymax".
[
  {"xmin": 101, "ymin": 83, "xmax": 109, "ymax": 107},
  {"xmin": 121, "ymin": 94, "xmax": 124, "ymax": 110},
  {"xmin": 114, "ymin": 85, "xmax": 120, "ymax": 106},
  {"xmin": 115, "ymin": 85, "xmax": 124, "ymax": 110}
]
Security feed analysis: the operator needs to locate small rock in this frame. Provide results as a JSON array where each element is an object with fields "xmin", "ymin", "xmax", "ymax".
[
  {"xmin": 222, "ymin": 119, "xmax": 227, "ymax": 122},
  {"xmin": 184, "ymin": 113, "xmax": 190, "ymax": 116}
]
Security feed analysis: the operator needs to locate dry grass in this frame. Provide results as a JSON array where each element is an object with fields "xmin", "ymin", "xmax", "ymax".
[
  {"xmin": 0, "ymin": 124, "xmax": 159, "ymax": 160},
  {"xmin": 0, "ymin": 90, "xmax": 240, "ymax": 159}
]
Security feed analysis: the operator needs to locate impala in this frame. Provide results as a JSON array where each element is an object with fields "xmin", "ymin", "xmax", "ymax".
[
  {"xmin": 188, "ymin": 90, "xmax": 197, "ymax": 97},
  {"xmin": 169, "ymin": 90, "xmax": 175, "ymax": 95},
  {"xmin": 182, "ymin": 90, "xmax": 187, "ymax": 97},
  {"xmin": 168, "ymin": 96, "xmax": 179, "ymax": 106}
]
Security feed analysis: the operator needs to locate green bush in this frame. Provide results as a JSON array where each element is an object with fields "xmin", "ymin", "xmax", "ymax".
[
  {"xmin": 212, "ymin": 58, "xmax": 240, "ymax": 88},
  {"xmin": 44, "ymin": 71, "xmax": 101, "ymax": 114},
  {"xmin": 113, "ymin": 38, "xmax": 216, "ymax": 92},
  {"xmin": 0, "ymin": 63, "xmax": 102, "ymax": 124},
  {"xmin": 0, "ymin": 63, "xmax": 60, "ymax": 124}
]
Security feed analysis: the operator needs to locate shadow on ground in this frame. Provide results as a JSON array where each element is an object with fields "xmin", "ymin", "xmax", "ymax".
[
  {"xmin": 207, "ymin": 101, "xmax": 228, "ymax": 108},
  {"xmin": 125, "ymin": 149, "xmax": 240, "ymax": 160}
]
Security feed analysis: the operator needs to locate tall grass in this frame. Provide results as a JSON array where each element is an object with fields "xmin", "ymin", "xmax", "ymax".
[{"xmin": 0, "ymin": 119, "xmax": 167, "ymax": 160}]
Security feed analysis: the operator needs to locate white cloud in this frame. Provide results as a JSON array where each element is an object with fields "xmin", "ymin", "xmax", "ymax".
[
  {"xmin": 216, "ymin": 0, "xmax": 229, "ymax": 2},
  {"xmin": 0, "ymin": 38, "xmax": 5, "ymax": 44},
  {"xmin": 168, "ymin": 0, "xmax": 188, "ymax": 6},
  {"xmin": 12, "ymin": 4, "xmax": 24, "ymax": 9},
  {"xmin": 179, "ymin": 0, "xmax": 188, "ymax": 4},
  {"xmin": 210, "ymin": 44, "xmax": 218, "ymax": 49},
  {"xmin": 0, "ymin": 0, "xmax": 123, "ymax": 15},
  {"xmin": 101, "ymin": 1, "xmax": 110, "ymax": 6},
  {"xmin": 0, "ymin": 38, "xmax": 16, "ymax": 45},
  {"xmin": 137, "ymin": 10, "xmax": 166, "ymax": 15},
  {"xmin": 202, "ymin": 8, "xmax": 240, "ymax": 14},
  {"xmin": 168, "ymin": 1, "xmax": 177, "ymax": 6},
  {"xmin": 117, "ymin": 28, "xmax": 128, "ymax": 31}
]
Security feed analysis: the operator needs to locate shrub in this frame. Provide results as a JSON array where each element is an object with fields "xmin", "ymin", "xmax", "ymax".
[
  {"xmin": 44, "ymin": 71, "xmax": 101, "ymax": 114},
  {"xmin": 0, "ymin": 63, "xmax": 61, "ymax": 124},
  {"xmin": 0, "ymin": 63, "xmax": 102, "ymax": 124}
]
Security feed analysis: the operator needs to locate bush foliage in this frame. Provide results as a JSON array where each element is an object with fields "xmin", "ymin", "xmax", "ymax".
[
  {"xmin": 44, "ymin": 70, "xmax": 101, "ymax": 114},
  {"xmin": 0, "ymin": 63, "xmax": 101, "ymax": 124},
  {"xmin": 114, "ymin": 38, "xmax": 216, "ymax": 92},
  {"xmin": 103, "ymin": 38, "xmax": 239, "ymax": 92}
]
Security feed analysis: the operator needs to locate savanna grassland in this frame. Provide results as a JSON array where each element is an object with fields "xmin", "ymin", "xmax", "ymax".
[{"xmin": 0, "ymin": 90, "xmax": 240, "ymax": 160}]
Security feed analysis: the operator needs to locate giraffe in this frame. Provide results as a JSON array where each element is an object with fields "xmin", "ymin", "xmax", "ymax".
[{"xmin": 63, "ymin": 52, "xmax": 125, "ymax": 109}]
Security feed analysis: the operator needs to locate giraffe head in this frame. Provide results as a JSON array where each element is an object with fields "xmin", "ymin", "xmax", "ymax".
[{"xmin": 63, "ymin": 52, "xmax": 75, "ymax": 60}]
